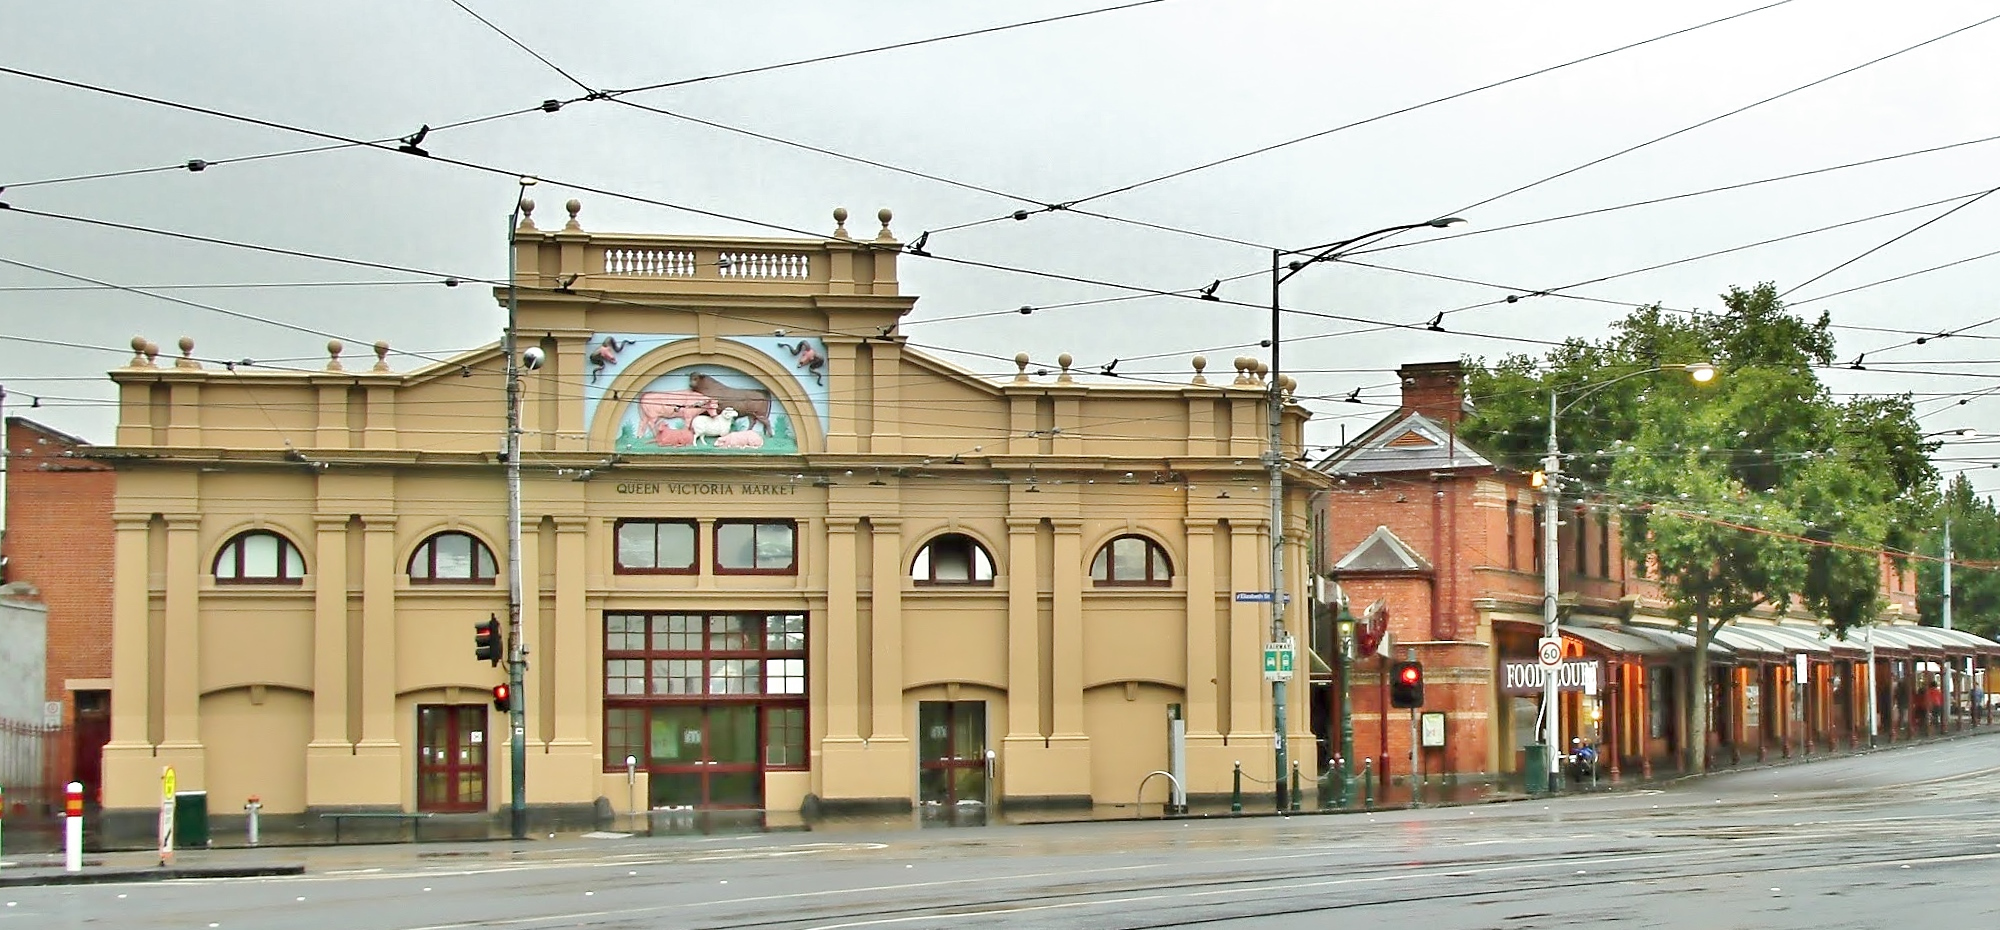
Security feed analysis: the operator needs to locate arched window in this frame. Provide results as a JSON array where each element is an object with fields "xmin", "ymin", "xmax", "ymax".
[
  {"xmin": 410, "ymin": 531, "xmax": 498, "ymax": 583},
  {"xmin": 1090, "ymin": 535, "xmax": 1172, "ymax": 586},
  {"xmin": 912, "ymin": 533, "xmax": 995, "ymax": 585},
  {"xmin": 214, "ymin": 529, "xmax": 306, "ymax": 584}
]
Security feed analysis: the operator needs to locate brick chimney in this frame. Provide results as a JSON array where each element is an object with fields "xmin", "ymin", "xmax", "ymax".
[{"xmin": 1398, "ymin": 361, "xmax": 1466, "ymax": 425}]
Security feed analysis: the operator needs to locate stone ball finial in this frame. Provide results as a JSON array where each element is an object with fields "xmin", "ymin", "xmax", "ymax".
[
  {"xmin": 326, "ymin": 339, "xmax": 345, "ymax": 371},
  {"xmin": 1013, "ymin": 352, "xmax": 1031, "ymax": 383},
  {"xmin": 876, "ymin": 208, "xmax": 895, "ymax": 242},
  {"xmin": 1280, "ymin": 374, "xmax": 1297, "ymax": 394},
  {"xmin": 373, "ymin": 340, "xmax": 392, "ymax": 372},
  {"xmin": 1253, "ymin": 360, "xmax": 1269, "ymax": 378},
  {"xmin": 143, "ymin": 340, "xmax": 159, "ymax": 363},
  {"xmin": 1056, "ymin": 353, "xmax": 1074, "ymax": 384},
  {"xmin": 1191, "ymin": 355, "xmax": 1208, "ymax": 384},
  {"xmin": 564, "ymin": 198, "xmax": 582, "ymax": 231},
  {"xmin": 832, "ymin": 207, "xmax": 850, "ymax": 239},
  {"xmin": 176, "ymin": 336, "xmax": 200, "ymax": 370},
  {"xmin": 178, "ymin": 335, "xmax": 194, "ymax": 355},
  {"xmin": 131, "ymin": 335, "xmax": 150, "ymax": 367},
  {"xmin": 516, "ymin": 197, "xmax": 537, "ymax": 232}
]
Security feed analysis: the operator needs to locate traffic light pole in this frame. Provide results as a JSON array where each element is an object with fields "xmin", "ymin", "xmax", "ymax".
[{"xmin": 504, "ymin": 184, "xmax": 531, "ymax": 841}]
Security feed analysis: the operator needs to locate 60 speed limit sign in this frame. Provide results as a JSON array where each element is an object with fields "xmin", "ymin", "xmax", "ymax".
[{"xmin": 1537, "ymin": 637, "xmax": 1563, "ymax": 668}]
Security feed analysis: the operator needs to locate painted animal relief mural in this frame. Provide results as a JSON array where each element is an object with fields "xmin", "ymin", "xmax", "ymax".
[{"xmin": 617, "ymin": 366, "xmax": 799, "ymax": 455}]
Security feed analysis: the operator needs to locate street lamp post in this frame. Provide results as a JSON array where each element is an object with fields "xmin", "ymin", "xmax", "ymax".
[
  {"xmin": 1266, "ymin": 216, "xmax": 1464, "ymax": 810},
  {"xmin": 1924, "ymin": 429, "xmax": 1974, "ymax": 723},
  {"xmin": 1539, "ymin": 361, "xmax": 1716, "ymax": 790},
  {"xmin": 505, "ymin": 177, "xmax": 536, "ymax": 840}
]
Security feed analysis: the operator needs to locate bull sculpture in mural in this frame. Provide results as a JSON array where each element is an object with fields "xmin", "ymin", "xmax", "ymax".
[{"xmin": 687, "ymin": 373, "xmax": 775, "ymax": 436}]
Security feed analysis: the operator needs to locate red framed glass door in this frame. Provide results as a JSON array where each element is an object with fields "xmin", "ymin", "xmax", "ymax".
[
  {"xmin": 417, "ymin": 705, "xmax": 487, "ymax": 812},
  {"xmin": 918, "ymin": 701, "xmax": 988, "ymax": 807},
  {"xmin": 648, "ymin": 705, "xmax": 762, "ymax": 809}
]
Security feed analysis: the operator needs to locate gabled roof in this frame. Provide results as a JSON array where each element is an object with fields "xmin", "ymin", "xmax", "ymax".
[
  {"xmin": 1334, "ymin": 525, "xmax": 1432, "ymax": 573},
  {"xmin": 1317, "ymin": 411, "xmax": 1491, "ymax": 476}
]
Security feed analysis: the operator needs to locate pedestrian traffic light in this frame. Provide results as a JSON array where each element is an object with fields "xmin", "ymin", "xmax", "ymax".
[
  {"xmin": 1390, "ymin": 661, "xmax": 1425, "ymax": 708},
  {"xmin": 492, "ymin": 683, "xmax": 512, "ymax": 712},
  {"xmin": 474, "ymin": 616, "xmax": 503, "ymax": 666}
]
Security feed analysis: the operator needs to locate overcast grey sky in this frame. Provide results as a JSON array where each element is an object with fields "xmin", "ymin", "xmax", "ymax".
[{"xmin": 5, "ymin": 1, "xmax": 2000, "ymax": 487}]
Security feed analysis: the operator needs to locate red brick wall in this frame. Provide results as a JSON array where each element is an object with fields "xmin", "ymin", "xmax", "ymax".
[{"xmin": 3, "ymin": 418, "xmax": 115, "ymax": 734}]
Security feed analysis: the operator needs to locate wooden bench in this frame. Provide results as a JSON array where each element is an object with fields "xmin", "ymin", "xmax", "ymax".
[{"xmin": 320, "ymin": 811, "xmax": 434, "ymax": 843}]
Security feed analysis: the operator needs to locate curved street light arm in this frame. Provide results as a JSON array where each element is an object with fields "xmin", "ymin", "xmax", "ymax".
[{"xmin": 1275, "ymin": 217, "xmax": 1465, "ymax": 287}]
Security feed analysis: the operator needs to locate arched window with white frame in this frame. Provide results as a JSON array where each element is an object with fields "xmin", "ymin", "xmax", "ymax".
[
  {"xmin": 912, "ymin": 533, "xmax": 995, "ymax": 586},
  {"xmin": 213, "ymin": 529, "xmax": 307, "ymax": 584},
  {"xmin": 409, "ymin": 531, "xmax": 498, "ymax": 584},
  {"xmin": 1089, "ymin": 534, "xmax": 1172, "ymax": 587}
]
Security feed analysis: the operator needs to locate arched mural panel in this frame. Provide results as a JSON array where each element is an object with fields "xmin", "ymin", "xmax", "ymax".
[{"xmin": 583, "ymin": 334, "xmax": 829, "ymax": 456}]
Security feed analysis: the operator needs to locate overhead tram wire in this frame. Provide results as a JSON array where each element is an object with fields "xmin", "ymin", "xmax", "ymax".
[
  {"xmin": 1363, "ymin": 8, "xmax": 2000, "ymax": 255},
  {"xmin": 1343, "ymin": 130, "xmax": 2000, "ymax": 259},
  {"xmin": 1780, "ymin": 183, "xmax": 2000, "ymax": 300},
  {"xmin": 446, "ymin": 0, "xmax": 597, "ymax": 95},
  {"xmin": 602, "ymin": 1, "xmax": 1171, "ymax": 96},
  {"xmin": 6, "ymin": 3, "xmax": 1168, "ymax": 192},
  {"xmin": 927, "ymin": 0, "xmax": 1802, "ymax": 233}
]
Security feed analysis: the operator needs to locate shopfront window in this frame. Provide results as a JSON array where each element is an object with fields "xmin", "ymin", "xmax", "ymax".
[{"xmin": 602, "ymin": 612, "xmax": 808, "ymax": 783}]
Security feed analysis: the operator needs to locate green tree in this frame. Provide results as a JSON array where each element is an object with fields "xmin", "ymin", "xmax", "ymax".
[
  {"xmin": 1463, "ymin": 283, "xmax": 1935, "ymax": 772},
  {"xmin": 1918, "ymin": 476, "xmax": 2000, "ymax": 639}
]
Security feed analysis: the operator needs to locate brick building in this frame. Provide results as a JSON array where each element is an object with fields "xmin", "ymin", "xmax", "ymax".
[
  {"xmin": 1314, "ymin": 361, "xmax": 1996, "ymax": 787},
  {"xmin": 2, "ymin": 417, "xmax": 116, "ymax": 801}
]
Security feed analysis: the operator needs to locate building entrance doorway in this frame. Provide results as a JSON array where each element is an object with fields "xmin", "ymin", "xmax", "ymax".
[
  {"xmin": 648, "ymin": 705, "xmax": 761, "ymax": 809},
  {"xmin": 416, "ymin": 704, "xmax": 487, "ymax": 812},
  {"xmin": 917, "ymin": 701, "xmax": 987, "ymax": 808},
  {"xmin": 72, "ymin": 690, "xmax": 110, "ymax": 805}
]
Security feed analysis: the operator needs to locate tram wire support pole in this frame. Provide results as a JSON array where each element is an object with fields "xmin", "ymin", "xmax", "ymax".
[
  {"xmin": 1264, "ymin": 216, "xmax": 1464, "ymax": 814},
  {"xmin": 1539, "ymin": 361, "xmax": 1716, "ymax": 791},
  {"xmin": 505, "ymin": 176, "xmax": 536, "ymax": 841}
]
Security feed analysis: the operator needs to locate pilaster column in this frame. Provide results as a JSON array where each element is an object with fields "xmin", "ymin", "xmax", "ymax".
[
  {"xmin": 824, "ymin": 518, "xmax": 862, "ymax": 739},
  {"xmin": 160, "ymin": 514, "xmax": 202, "ymax": 747},
  {"xmin": 1049, "ymin": 519, "xmax": 1085, "ymax": 735},
  {"xmin": 309, "ymin": 514, "xmax": 351, "ymax": 748},
  {"xmin": 101, "ymin": 513, "xmax": 161, "ymax": 810},
  {"xmin": 1228, "ymin": 519, "xmax": 1266, "ymax": 742},
  {"xmin": 1005, "ymin": 518, "xmax": 1042, "ymax": 740},
  {"xmin": 108, "ymin": 514, "xmax": 153, "ymax": 746},
  {"xmin": 868, "ymin": 518, "xmax": 905, "ymax": 740},
  {"xmin": 358, "ymin": 515, "xmax": 397, "ymax": 746},
  {"xmin": 553, "ymin": 516, "xmax": 589, "ymax": 742},
  {"xmin": 1182, "ymin": 519, "xmax": 1220, "ymax": 737}
]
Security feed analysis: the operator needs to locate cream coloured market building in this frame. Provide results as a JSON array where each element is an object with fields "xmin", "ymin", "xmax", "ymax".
[{"xmin": 94, "ymin": 202, "xmax": 1328, "ymax": 828}]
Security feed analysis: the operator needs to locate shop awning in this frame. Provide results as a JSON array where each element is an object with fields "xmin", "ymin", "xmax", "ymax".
[
  {"xmin": 1711, "ymin": 625, "xmax": 1787, "ymax": 660},
  {"xmin": 1864, "ymin": 625, "xmax": 1942, "ymax": 655},
  {"xmin": 1564, "ymin": 623, "xmax": 1678, "ymax": 657},
  {"xmin": 1738, "ymin": 622, "xmax": 1841, "ymax": 658},
  {"xmin": 1927, "ymin": 626, "xmax": 2000, "ymax": 657},
  {"xmin": 1624, "ymin": 623, "xmax": 1738, "ymax": 661}
]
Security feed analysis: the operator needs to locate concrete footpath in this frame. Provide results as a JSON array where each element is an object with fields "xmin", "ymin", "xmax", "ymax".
[{"xmin": 0, "ymin": 846, "xmax": 305, "ymax": 887}]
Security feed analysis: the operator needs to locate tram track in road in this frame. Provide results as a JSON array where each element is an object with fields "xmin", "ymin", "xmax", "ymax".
[{"xmin": 359, "ymin": 821, "xmax": 1997, "ymax": 930}]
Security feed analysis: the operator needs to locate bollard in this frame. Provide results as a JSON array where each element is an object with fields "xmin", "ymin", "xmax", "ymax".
[
  {"xmin": 1362, "ymin": 758, "xmax": 1375, "ymax": 810},
  {"xmin": 1231, "ymin": 761, "xmax": 1242, "ymax": 813},
  {"xmin": 1289, "ymin": 761, "xmax": 1301, "ymax": 812},
  {"xmin": 64, "ymin": 782, "xmax": 83, "ymax": 873},
  {"xmin": 244, "ymin": 796, "xmax": 262, "ymax": 846}
]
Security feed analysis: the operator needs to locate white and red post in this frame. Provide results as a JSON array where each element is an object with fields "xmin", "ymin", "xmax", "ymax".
[{"xmin": 63, "ymin": 781, "xmax": 83, "ymax": 873}]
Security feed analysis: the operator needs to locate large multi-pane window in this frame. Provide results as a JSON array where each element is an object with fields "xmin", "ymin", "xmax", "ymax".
[
  {"xmin": 602, "ymin": 612, "xmax": 808, "ymax": 774},
  {"xmin": 714, "ymin": 521, "xmax": 797, "ymax": 573},
  {"xmin": 616, "ymin": 520, "xmax": 698, "ymax": 574}
]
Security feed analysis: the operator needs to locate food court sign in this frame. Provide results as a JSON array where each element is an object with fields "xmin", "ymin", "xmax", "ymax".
[{"xmin": 1501, "ymin": 658, "xmax": 1603, "ymax": 696}]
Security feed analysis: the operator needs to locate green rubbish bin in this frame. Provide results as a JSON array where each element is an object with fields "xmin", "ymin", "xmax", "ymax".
[
  {"xmin": 174, "ymin": 791, "xmax": 210, "ymax": 848},
  {"xmin": 1523, "ymin": 745, "xmax": 1549, "ymax": 796}
]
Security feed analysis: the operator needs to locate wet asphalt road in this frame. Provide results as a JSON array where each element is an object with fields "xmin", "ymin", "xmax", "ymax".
[{"xmin": 10, "ymin": 734, "xmax": 2000, "ymax": 930}]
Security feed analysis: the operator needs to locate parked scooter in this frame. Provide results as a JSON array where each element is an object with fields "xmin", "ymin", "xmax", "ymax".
[{"xmin": 1565, "ymin": 738, "xmax": 1599, "ymax": 786}]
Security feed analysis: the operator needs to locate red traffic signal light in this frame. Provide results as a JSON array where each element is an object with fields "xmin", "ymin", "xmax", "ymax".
[
  {"xmin": 1390, "ymin": 661, "xmax": 1425, "ymax": 709},
  {"xmin": 474, "ymin": 617, "xmax": 503, "ymax": 666},
  {"xmin": 492, "ymin": 683, "xmax": 512, "ymax": 712}
]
